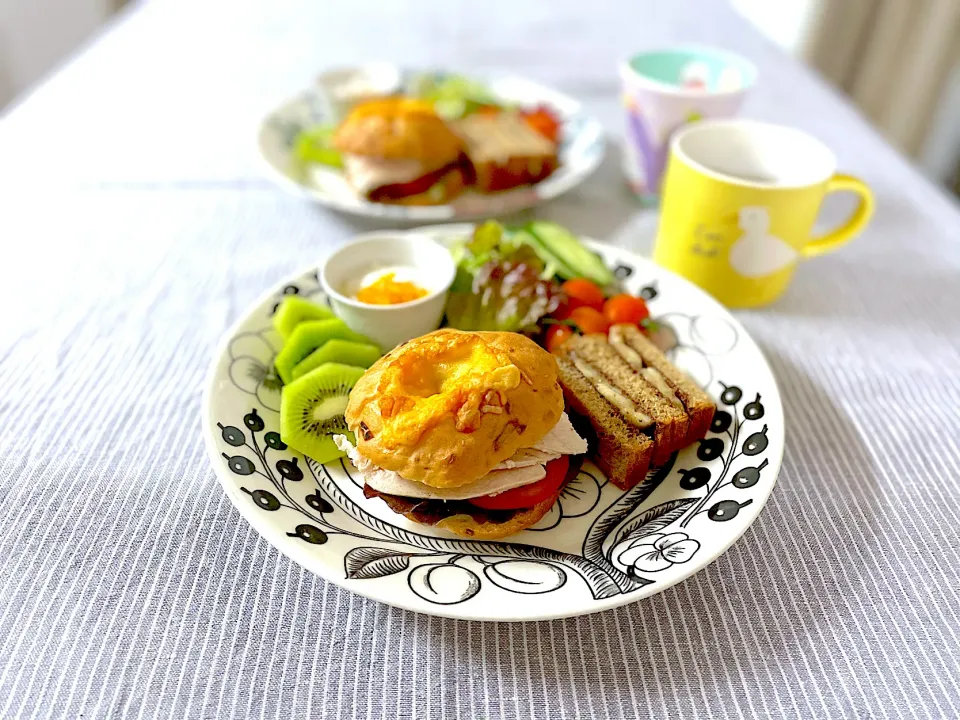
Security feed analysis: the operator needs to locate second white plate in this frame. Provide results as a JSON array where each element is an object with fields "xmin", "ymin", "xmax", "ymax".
[{"xmin": 257, "ymin": 68, "xmax": 606, "ymax": 221}]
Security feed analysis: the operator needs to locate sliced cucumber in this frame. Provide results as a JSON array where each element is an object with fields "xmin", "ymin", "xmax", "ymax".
[
  {"xmin": 513, "ymin": 230, "xmax": 579, "ymax": 280},
  {"xmin": 526, "ymin": 222, "xmax": 615, "ymax": 287}
]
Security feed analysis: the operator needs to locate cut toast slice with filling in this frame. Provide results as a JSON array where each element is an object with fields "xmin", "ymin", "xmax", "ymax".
[
  {"xmin": 608, "ymin": 324, "xmax": 716, "ymax": 443},
  {"xmin": 451, "ymin": 112, "xmax": 559, "ymax": 193},
  {"xmin": 561, "ymin": 334, "xmax": 689, "ymax": 466},
  {"xmin": 555, "ymin": 356, "xmax": 653, "ymax": 490}
]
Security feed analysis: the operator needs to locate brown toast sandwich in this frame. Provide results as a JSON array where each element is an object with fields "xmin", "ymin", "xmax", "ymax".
[
  {"xmin": 452, "ymin": 111, "xmax": 559, "ymax": 193},
  {"xmin": 554, "ymin": 354, "xmax": 655, "ymax": 490},
  {"xmin": 555, "ymin": 325, "xmax": 716, "ymax": 490},
  {"xmin": 607, "ymin": 324, "xmax": 715, "ymax": 440}
]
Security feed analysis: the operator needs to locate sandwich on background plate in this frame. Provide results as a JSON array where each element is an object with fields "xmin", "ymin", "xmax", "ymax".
[
  {"xmin": 452, "ymin": 109, "xmax": 559, "ymax": 192},
  {"xmin": 332, "ymin": 97, "xmax": 468, "ymax": 205},
  {"xmin": 334, "ymin": 329, "xmax": 587, "ymax": 539}
]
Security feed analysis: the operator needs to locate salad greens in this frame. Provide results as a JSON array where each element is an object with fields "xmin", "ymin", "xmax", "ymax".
[
  {"xmin": 444, "ymin": 221, "xmax": 617, "ymax": 333},
  {"xmin": 449, "ymin": 221, "xmax": 523, "ymax": 275},
  {"xmin": 451, "ymin": 221, "xmax": 615, "ymax": 287},
  {"xmin": 445, "ymin": 245, "xmax": 562, "ymax": 333},
  {"xmin": 292, "ymin": 124, "xmax": 343, "ymax": 169},
  {"xmin": 406, "ymin": 73, "xmax": 506, "ymax": 120}
]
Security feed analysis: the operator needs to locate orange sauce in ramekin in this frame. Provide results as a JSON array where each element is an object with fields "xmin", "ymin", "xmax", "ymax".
[{"xmin": 355, "ymin": 272, "xmax": 428, "ymax": 305}]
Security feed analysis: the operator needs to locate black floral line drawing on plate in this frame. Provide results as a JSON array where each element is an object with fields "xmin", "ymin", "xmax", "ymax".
[
  {"xmin": 596, "ymin": 381, "xmax": 769, "ymax": 574},
  {"xmin": 675, "ymin": 382, "xmax": 768, "ymax": 528},
  {"xmin": 598, "ymin": 258, "xmax": 739, "ymax": 389},
  {"xmin": 218, "ymin": 407, "xmax": 715, "ymax": 604},
  {"xmin": 225, "ymin": 277, "xmax": 327, "ymax": 414}
]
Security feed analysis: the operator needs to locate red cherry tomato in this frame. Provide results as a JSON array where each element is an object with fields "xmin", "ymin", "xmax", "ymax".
[
  {"xmin": 545, "ymin": 324, "xmax": 574, "ymax": 354},
  {"xmin": 569, "ymin": 306, "xmax": 611, "ymax": 335},
  {"xmin": 552, "ymin": 302, "xmax": 572, "ymax": 321},
  {"xmin": 469, "ymin": 456, "xmax": 570, "ymax": 510},
  {"xmin": 520, "ymin": 106, "xmax": 561, "ymax": 143},
  {"xmin": 602, "ymin": 294, "xmax": 650, "ymax": 325},
  {"xmin": 560, "ymin": 278, "xmax": 605, "ymax": 313}
]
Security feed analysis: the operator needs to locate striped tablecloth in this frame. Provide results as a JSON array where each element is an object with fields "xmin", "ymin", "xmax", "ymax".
[{"xmin": 1, "ymin": 0, "xmax": 958, "ymax": 717}]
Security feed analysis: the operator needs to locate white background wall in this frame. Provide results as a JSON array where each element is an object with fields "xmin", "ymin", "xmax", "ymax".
[
  {"xmin": 730, "ymin": 0, "xmax": 820, "ymax": 55},
  {"xmin": 0, "ymin": 0, "xmax": 113, "ymax": 108}
]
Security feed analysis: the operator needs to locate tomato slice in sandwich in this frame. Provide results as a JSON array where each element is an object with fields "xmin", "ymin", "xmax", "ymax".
[{"xmin": 469, "ymin": 456, "xmax": 570, "ymax": 511}]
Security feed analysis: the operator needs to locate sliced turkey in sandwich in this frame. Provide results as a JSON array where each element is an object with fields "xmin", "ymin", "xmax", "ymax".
[{"xmin": 335, "ymin": 412, "xmax": 586, "ymax": 500}]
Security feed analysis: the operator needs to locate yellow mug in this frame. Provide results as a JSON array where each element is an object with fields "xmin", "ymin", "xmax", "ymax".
[{"xmin": 653, "ymin": 119, "xmax": 874, "ymax": 307}]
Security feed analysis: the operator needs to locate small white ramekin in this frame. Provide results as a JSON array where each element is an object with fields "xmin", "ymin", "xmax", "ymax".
[{"xmin": 319, "ymin": 232, "xmax": 456, "ymax": 350}]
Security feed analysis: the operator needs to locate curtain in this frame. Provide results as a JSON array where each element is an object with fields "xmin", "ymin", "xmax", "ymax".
[{"xmin": 802, "ymin": 0, "xmax": 960, "ymax": 158}]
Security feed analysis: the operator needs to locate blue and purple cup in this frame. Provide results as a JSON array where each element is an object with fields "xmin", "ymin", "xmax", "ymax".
[{"xmin": 620, "ymin": 47, "xmax": 756, "ymax": 203}]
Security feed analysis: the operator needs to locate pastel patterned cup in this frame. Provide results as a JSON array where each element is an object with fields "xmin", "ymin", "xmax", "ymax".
[{"xmin": 621, "ymin": 47, "xmax": 757, "ymax": 202}]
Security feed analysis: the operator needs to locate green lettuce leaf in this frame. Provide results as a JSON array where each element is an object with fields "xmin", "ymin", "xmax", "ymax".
[{"xmin": 444, "ymin": 246, "xmax": 562, "ymax": 332}]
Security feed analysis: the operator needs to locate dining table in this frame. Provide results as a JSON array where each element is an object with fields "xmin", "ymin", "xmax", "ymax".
[{"xmin": 2, "ymin": 0, "xmax": 959, "ymax": 717}]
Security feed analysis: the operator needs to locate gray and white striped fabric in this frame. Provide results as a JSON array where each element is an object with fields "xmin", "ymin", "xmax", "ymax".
[{"xmin": 2, "ymin": 0, "xmax": 959, "ymax": 717}]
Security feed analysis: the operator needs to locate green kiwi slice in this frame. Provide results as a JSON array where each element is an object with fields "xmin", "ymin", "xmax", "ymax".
[
  {"xmin": 292, "ymin": 339, "xmax": 382, "ymax": 381},
  {"xmin": 280, "ymin": 363, "xmax": 366, "ymax": 465},
  {"xmin": 273, "ymin": 296, "xmax": 334, "ymax": 339},
  {"xmin": 274, "ymin": 319, "xmax": 374, "ymax": 385}
]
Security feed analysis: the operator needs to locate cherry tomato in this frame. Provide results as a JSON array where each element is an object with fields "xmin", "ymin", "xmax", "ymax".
[
  {"xmin": 569, "ymin": 306, "xmax": 611, "ymax": 335},
  {"xmin": 545, "ymin": 324, "xmax": 574, "ymax": 354},
  {"xmin": 469, "ymin": 456, "xmax": 570, "ymax": 510},
  {"xmin": 520, "ymin": 106, "xmax": 561, "ymax": 143},
  {"xmin": 552, "ymin": 303, "xmax": 572, "ymax": 321},
  {"xmin": 560, "ymin": 278, "xmax": 605, "ymax": 313},
  {"xmin": 602, "ymin": 294, "xmax": 650, "ymax": 325}
]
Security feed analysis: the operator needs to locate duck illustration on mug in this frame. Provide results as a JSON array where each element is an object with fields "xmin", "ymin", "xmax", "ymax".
[{"xmin": 728, "ymin": 207, "xmax": 799, "ymax": 278}]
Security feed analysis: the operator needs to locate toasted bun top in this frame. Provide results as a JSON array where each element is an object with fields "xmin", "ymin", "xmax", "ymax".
[
  {"xmin": 332, "ymin": 97, "xmax": 464, "ymax": 165},
  {"xmin": 345, "ymin": 329, "xmax": 564, "ymax": 488}
]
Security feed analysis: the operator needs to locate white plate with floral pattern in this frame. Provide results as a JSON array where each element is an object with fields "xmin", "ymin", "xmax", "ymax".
[
  {"xmin": 202, "ymin": 225, "xmax": 783, "ymax": 621},
  {"xmin": 257, "ymin": 67, "xmax": 605, "ymax": 221}
]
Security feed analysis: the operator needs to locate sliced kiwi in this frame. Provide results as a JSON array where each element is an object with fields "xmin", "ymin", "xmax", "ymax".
[
  {"xmin": 274, "ymin": 319, "xmax": 374, "ymax": 385},
  {"xmin": 280, "ymin": 363, "xmax": 366, "ymax": 465},
  {"xmin": 273, "ymin": 296, "xmax": 334, "ymax": 339},
  {"xmin": 292, "ymin": 339, "xmax": 382, "ymax": 381}
]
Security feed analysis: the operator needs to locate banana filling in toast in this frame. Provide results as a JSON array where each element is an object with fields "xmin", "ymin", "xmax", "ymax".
[
  {"xmin": 556, "ymin": 325, "xmax": 716, "ymax": 490},
  {"xmin": 607, "ymin": 324, "xmax": 715, "ymax": 441}
]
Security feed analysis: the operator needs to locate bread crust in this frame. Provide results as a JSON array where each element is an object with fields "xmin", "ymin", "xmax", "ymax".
[
  {"xmin": 555, "ymin": 356, "xmax": 653, "ymax": 490},
  {"xmin": 431, "ymin": 484, "xmax": 563, "ymax": 538},
  {"xmin": 346, "ymin": 329, "xmax": 564, "ymax": 489},
  {"xmin": 333, "ymin": 97, "xmax": 463, "ymax": 165},
  {"xmin": 563, "ymin": 334, "xmax": 689, "ymax": 466},
  {"xmin": 610, "ymin": 324, "xmax": 716, "ymax": 445}
]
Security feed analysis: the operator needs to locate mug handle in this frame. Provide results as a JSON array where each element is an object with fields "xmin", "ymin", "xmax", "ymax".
[{"xmin": 802, "ymin": 174, "xmax": 875, "ymax": 258}]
